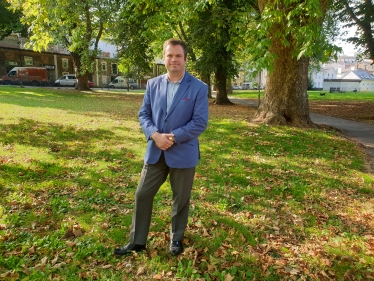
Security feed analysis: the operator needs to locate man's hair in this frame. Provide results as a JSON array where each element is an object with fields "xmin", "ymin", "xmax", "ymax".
[{"xmin": 163, "ymin": 38, "xmax": 188, "ymax": 59}]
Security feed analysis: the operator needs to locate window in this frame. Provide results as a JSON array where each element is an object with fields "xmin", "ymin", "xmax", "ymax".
[
  {"xmin": 62, "ymin": 58, "xmax": 69, "ymax": 69},
  {"xmin": 101, "ymin": 62, "xmax": 107, "ymax": 71},
  {"xmin": 112, "ymin": 63, "xmax": 118, "ymax": 75},
  {"xmin": 24, "ymin": 56, "xmax": 33, "ymax": 66}
]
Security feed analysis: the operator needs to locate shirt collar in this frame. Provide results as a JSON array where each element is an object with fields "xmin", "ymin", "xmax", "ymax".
[{"xmin": 167, "ymin": 72, "xmax": 185, "ymax": 84}]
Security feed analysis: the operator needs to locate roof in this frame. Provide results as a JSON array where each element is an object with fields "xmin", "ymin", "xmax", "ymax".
[
  {"xmin": 342, "ymin": 69, "xmax": 374, "ymax": 80},
  {"xmin": 323, "ymin": 79, "xmax": 361, "ymax": 82}
]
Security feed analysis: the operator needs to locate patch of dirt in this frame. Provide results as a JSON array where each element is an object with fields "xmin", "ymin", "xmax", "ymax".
[{"xmin": 309, "ymin": 101, "xmax": 374, "ymax": 125}]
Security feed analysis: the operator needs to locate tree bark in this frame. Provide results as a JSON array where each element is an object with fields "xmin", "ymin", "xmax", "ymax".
[
  {"xmin": 254, "ymin": 0, "xmax": 317, "ymax": 127},
  {"xmin": 200, "ymin": 74, "xmax": 212, "ymax": 99},
  {"xmin": 70, "ymin": 52, "xmax": 90, "ymax": 91},
  {"xmin": 215, "ymin": 69, "xmax": 233, "ymax": 105},
  {"xmin": 252, "ymin": 42, "xmax": 315, "ymax": 127}
]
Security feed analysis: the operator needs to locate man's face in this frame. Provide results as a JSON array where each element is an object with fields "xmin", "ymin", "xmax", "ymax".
[{"xmin": 163, "ymin": 44, "xmax": 187, "ymax": 76}]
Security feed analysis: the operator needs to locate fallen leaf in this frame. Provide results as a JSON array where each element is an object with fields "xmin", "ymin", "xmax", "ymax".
[
  {"xmin": 52, "ymin": 262, "xmax": 66, "ymax": 269},
  {"xmin": 64, "ymin": 229, "xmax": 75, "ymax": 239},
  {"xmin": 51, "ymin": 253, "xmax": 59, "ymax": 265},
  {"xmin": 28, "ymin": 246, "xmax": 35, "ymax": 254},
  {"xmin": 40, "ymin": 256, "xmax": 48, "ymax": 266},
  {"xmin": 66, "ymin": 241, "xmax": 76, "ymax": 247},
  {"xmin": 136, "ymin": 266, "xmax": 146, "ymax": 276},
  {"xmin": 72, "ymin": 228, "xmax": 83, "ymax": 237},
  {"xmin": 184, "ymin": 247, "xmax": 194, "ymax": 253},
  {"xmin": 225, "ymin": 273, "xmax": 234, "ymax": 281},
  {"xmin": 203, "ymin": 228, "xmax": 210, "ymax": 236}
]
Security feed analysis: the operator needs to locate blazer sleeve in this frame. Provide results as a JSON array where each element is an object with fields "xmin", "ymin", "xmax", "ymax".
[{"xmin": 138, "ymin": 80, "xmax": 159, "ymax": 140}]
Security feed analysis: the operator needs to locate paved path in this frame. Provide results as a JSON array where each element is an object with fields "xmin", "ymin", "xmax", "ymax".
[{"xmin": 228, "ymin": 97, "xmax": 374, "ymax": 169}]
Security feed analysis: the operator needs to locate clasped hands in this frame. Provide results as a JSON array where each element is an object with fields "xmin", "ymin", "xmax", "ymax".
[{"xmin": 151, "ymin": 132, "xmax": 175, "ymax": 150}]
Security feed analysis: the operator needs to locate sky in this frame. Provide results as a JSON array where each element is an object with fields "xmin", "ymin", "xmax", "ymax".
[
  {"xmin": 98, "ymin": 41, "xmax": 117, "ymax": 58},
  {"xmin": 336, "ymin": 26, "xmax": 358, "ymax": 56},
  {"xmin": 337, "ymin": 40, "xmax": 357, "ymax": 56}
]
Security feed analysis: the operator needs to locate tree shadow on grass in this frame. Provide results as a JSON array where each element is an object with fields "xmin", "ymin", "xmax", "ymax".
[
  {"xmin": 1, "ymin": 94, "xmax": 373, "ymax": 280},
  {"xmin": 0, "ymin": 89, "xmax": 143, "ymax": 121},
  {"xmin": 0, "ymin": 116, "xmax": 142, "ymax": 235}
]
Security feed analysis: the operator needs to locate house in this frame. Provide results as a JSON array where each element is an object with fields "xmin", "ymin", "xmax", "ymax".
[
  {"xmin": 0, "ymin": 34, "xmax": 121, "ymax": 87},
  {"xmin": 232, "ymin": 69, "xmax": 268, "ymax": 89},
  {"xmin": 323, "ymin": 69, "xmax": 374, "ymax": 92},
  {"xmin": 311, "ymin": 67, "xmax": 337, "ymax": 89},
  {"xmin": 0, "ymin": 34, "xmax": 170, "ymax": 88}
]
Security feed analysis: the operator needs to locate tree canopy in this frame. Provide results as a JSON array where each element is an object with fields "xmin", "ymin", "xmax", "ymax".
[
  {"xmin": 7, "ymin": 0, "xmax": 120, "ymax": 90},
  {"xmin": 333, "ymin": 0, "xmax": 374, "ymax": 63},
  {"xmin": 250, "ymin": 0, "xmax": 337, "ymax": 126},
  {"xmin": 6, "ymin": 0, "xmax": 373, "ymax": 121},
  {"xmin": 0, "ymin": 0, "xmax": 27, "ymax": 40}
]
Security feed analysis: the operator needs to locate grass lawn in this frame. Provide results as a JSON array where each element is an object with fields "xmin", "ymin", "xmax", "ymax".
[
  {"xmin": 1, "ymin": 86, "xmax": 373, "ymax": 280},
  {"xmin": 231, "ymin": 90, "xmax": 374, "ymax": 101},
  {"xmin": 231, "ymin": 90, "xmax": 374, "ymax": 125}
]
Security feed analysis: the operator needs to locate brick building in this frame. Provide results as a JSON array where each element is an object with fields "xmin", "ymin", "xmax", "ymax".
[{"xmin": 0, "ymin": 34, "xmax": 119, "ymax": 87}]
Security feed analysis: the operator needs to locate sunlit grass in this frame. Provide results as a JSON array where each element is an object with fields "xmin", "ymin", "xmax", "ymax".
[
  {"xmin": 231, "ymin": 89, "xmax": 374, "ymax": 101},
  {"xmin": 0, "ymin": 86, "xmax": 373, "ymax": 280}
]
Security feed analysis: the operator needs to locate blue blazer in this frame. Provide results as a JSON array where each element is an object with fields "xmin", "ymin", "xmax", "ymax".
[{"xmin": 139, "ymin": 71, "xmax": 209, "ymax": 168}]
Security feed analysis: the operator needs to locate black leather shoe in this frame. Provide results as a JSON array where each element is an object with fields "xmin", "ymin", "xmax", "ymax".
[
  {"xmin": 114, "ymin": 243, "xmax": 146, "ymax": 256},
  {"xmin": 169, "ymin": 241, "xmax": 184, "ymax": 256}
]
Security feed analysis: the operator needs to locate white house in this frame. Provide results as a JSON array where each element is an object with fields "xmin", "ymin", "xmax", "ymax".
[
  {"xmin": 311, "ymin": 67, "xmax": 337, "ymax": 89},
  {"xmin": 323, "ymin": 69, "xmax": 374, "ymax": 92}
]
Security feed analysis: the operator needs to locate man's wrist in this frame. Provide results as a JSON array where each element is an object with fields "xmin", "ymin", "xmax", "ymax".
[{"xmin": 150, "ymin": 131, "xmax": 158, "ymax": 140}]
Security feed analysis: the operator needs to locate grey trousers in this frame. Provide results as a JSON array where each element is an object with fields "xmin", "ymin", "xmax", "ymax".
[{"xmin": 129, "ymin": 153, "xmax": 195, "ymax": 244}]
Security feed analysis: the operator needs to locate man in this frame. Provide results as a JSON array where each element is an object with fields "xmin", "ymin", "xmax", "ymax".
[{"xmin": 114, "ymin": 38, "xmax": 209, "ymax": 256}]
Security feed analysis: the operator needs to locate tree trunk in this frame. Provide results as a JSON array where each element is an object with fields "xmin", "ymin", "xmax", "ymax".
[
  {"xmin": 201, "ymin": 74, "xmax": 212, "ymax": 99},
  {"xmin": 215, "ymin": 70, "xmax": 233, "ymax": 105},
  {"xmin": 207, "ymin": 78, "xmax": 212, "ymax": 99},
  {"xmin": 70, "ymin": 52, "xmax": 91, "ymax": 91},
  {"xmin": 254, "ymin": 0, "xmax": 316, "ymax": 127},
  {"xmin": 253, "ymin": 42, "xmax": 315, "ymax": 127}
]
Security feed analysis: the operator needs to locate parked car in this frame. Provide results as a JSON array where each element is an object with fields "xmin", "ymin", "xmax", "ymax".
[
  {"xmin": 242, "ymin": 82, "xmax": 252, "ymax": 90},
  {"xmin": 55, "ymin": 74, "xmax": 76, "ymax": 87},
  {"xmin": 108, "ymin": 76, "xmax": 137, "ymax": 89},
  {"xmin": 0, "ymin": 67, "xmax": 48, "ymax": 86},
  {"xmin": 55, "ymin": 74, "xmax": 94, "ymax": 88},
  {"xmin": 232, "ymin": 85, "xmax": 242, "ymax": 90},
  {"xmin": 128, "ymin": 81, "xmax": 137, "ymax": 89}
]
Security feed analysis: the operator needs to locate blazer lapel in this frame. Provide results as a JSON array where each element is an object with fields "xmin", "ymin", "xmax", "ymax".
[{"xmin": 160, "ymin": 75, "xmax": 168, "ymax": 114}]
